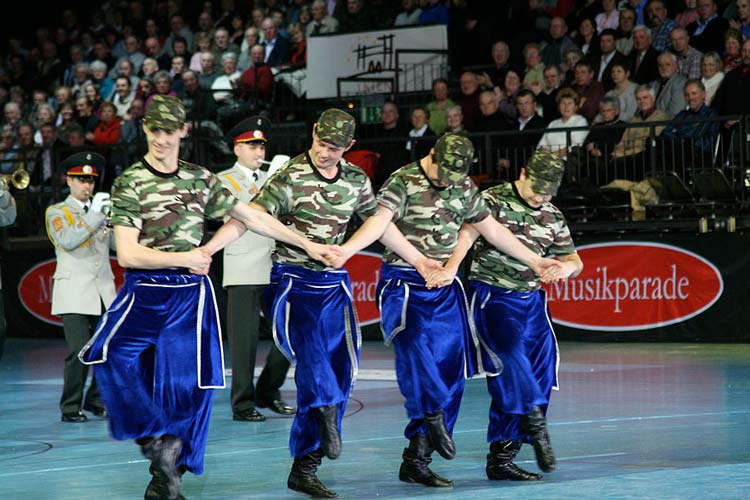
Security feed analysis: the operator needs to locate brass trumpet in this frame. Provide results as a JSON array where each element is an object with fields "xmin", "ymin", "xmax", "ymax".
[{"xmin": 0, "ymin": 169, "xmax": 30, "ymax": 190}]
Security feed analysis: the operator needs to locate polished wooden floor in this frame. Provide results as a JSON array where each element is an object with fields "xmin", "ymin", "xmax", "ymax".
[{"xmin": 1, "ymin": 339, "xmax": 748, "ymax": 499}]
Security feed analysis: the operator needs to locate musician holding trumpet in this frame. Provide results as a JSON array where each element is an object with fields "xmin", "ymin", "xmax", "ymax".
[
  {"xmin": 0, "ymin": 174, "xmax": 18, "ymax": 360},
  {"xmin": 44, "ymin": 152, "xmax": 116, "ymax": 423}
]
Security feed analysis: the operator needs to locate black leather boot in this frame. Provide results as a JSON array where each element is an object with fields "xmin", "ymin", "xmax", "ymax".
[
  {"xmin": 287, "ymin": 449, "xmax": 338, "ymax": 498},
  {"xmin": 486, "ymin": 440, "xmax": 543, "ymax": 481},
  {"xmin": 144, "ymin": 465, "xmax": 188, "ymax": 500},
  {"xmin": 316, "ymin": 404, "xmax": 342, "ymax": 460},
  {"xmin": 398, "ymin": 433, "xmax": 453, "ymax": 488},
  {"xmin": 140, "ymin": 435, "xmax": 183, "ymax": 500},
  {"xmin": 424, "ymin": 410, "xmax": 456, "ymax": 460},
  {"xmin": 521, "ymin": 406, "xmax": 556, "ymax": 472}
]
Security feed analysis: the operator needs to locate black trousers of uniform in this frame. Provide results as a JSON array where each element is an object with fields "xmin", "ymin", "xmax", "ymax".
[
  {"xmin": 60, "ymin": 313, "xmax": 103, "ymax": 413},
  {"xmin": 226, "ymin": 284, "xmax": 290, "ymax": 412}
]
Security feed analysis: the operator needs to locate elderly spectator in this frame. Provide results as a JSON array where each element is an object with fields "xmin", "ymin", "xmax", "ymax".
[
  {"xmin": 143, "ymin": 36, "xmax": 171, "ymax": 71},
  {"xmin": 671, "ymin": 28, "xmax": 703, "ymax": 80},
  {"xmin": 212, "ymin": 28, "xmax": 241, "ymax": 62},
  {"xmin": 656, "ymin": 78, "xmax": 719, "ymax": 170},
  {"xmin": 476, "ymin": 90, "xmax": 513, "ymax": 132},
  {"xmin": 426, "ymin": 78, "xmax": 454, "ymax": 135},
  {"xmin": 722, "ymin": 28, "xmax": 743, "ymax": 72},
  {"xmin": 574, "ymin": 60, "xmax": 605, "ymax": 121},
  {"xmin": 91, "ymin": 101, "xmax": 120, "ymax": 146},
  {"xmin": 211, "ymin": 52, "xmax": 242, "ymax": 104},
  {"xmin": 539, "ymin": 64, "xmax": 564, "ymax": 123},
  {"xmin": 609, "ymin": 85, "xmax": 670, "ymax": 181},
  {"xmin": 499, "ymin": 69, "xmax": 522, "ymax": 122},
  {"xmin": 455, "ymin": 71, "xmax": 482, "ymax": 131},
  {"xmin": 444, "ymin": 104, "xmax": 466, "ymax": 134},
  {"xmin": 687, "ymin": 0, "xmax": 730, "ymax": 54},
  {"xmin": 498, "ymin": 89, "xmax": 547, "ymax": 171},
  {"xmin": 111, "ymin": 59, "xmax": 141, "ymax": 93},
  {"xmin": 522, "ymin": 43, "xmax": 547, "ymax": 94},
  {"xmin": 261, "ymin": 17, "xmax": 290, "ymax": 67},
  {"xmin": 235, "ymin": 44, "xmax": 274, "ymax": 103},
  {"xmin": 628, "ymin": 25, "xmax": 661, "ymax": 84},
  {"xmin": 700, "ymin": 51, "xmax": 724, "ymax": 104},
  {"xmin": 647, "ymin": 0, "xmax": 679, "ymax": 52},
  {"xmin": 308, "ymin": 0, "xmax": 339, "ymax": 36},
  {"xmin": 650, "ymin": 52, "xmax": 688, "ymax": 117},
  {"xmin": 238, "ymin": 27, "xmax": 262, "ymax": 71},
  {"xmin": 616, "ymin": 8, "xmax": 637, "ymax": 55},
  {"xmin": 70, "ymin": 62, "xmax": 91, "ymax": 99},
  {"xmin": 541, "ymin": 17, "xmax": 577, "ymax": 67},
  {"xmin": 537, "ymin": 87, "xmax": 589, "ymax": 159},
  {"xmin": 198, "ymin": 52, "xmax": 219, "ymax": 90},
  {"xmin": 2, "ymin": 102, "xmax": 24, "ymax": 132},
  {"xmin": 110, "ymin": 35, "xmax": 145, "ymax": 78},
  {"xmin": 569, "ymin": 96, "xmax": 626, "ymax": 183},
  {"xmin": 480, "ymin": 41, "xmax": 513, "ymax": 90},
  {"xmin": 74, "ymin": 96, "xmax": 99, "ymax": 140},
  {"xmin": 369, "ymin": 101, "xmax": 409, "ymax": 188},
  {"xmin": 594, "ymin": 28, "xmax": 628, "ymax": 91},
  {"xmin": 140, "ymin": 57, "xmax": 160, "ymax": 80},
  {"xmin": 89, "ymin": 60, "xmax": 115, "ymax": 101}
]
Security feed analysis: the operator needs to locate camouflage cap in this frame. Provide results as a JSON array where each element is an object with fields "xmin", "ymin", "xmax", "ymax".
[
  {"xmin": 144, "ymin": 95, "xmax": 186, "ymax": 131},
  {"xmin": 315, "ymin": 108, "xmax": 355, "ymax": 147},
  {"xmin": 525, "ymin": 151, "xmax": 565, "ymax": 196},
  {"xmin": 434, "ymin": 133, "xmax": 474, "ymax": 184}
]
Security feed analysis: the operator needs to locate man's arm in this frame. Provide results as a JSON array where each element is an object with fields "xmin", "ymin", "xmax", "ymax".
[
  {"xmin": 555, "ymin": 252, "xmax": 584, "ymax": 279},
  {"xmin": 471, "ymin": 216, "xmax": 558, "ymax": 276},
  {"xmin": 425, "ymin": 223, "xmax": 480, "ymax": 288},
  {"xmin": 114, "ymin": 225, "xmax": 212, "ymax": 270},
  {"xmin": 220, "ymin": 201, "xmax": 336, "ymax": 264}
]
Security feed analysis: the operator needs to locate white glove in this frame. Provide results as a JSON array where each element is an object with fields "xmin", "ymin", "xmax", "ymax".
[
  {"xmin": 90, "ymin": 192, "xmax": 111, "ymax": 214},
  {"xmin": 267, "ymin": 154, "xmax": 290, "ymax": 178}
]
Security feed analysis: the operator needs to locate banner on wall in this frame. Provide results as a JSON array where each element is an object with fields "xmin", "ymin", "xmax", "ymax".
[
  {"xmin": 543, "ymin": 242, "xmax": 724, "ymax": 331},
  {"xmin": 306, "ymin": 24, "xmax": 448, "ymax": 99}
]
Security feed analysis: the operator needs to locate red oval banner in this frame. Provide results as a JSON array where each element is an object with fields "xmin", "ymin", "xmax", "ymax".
[
  {"xmin": 344, "ymin": 251, "xmax": 383, "ymax": 326},
  {"xmin": 544, "ymin": 242, "xmax": 723, "ymax": 331},
  {"xmin": 18, "ymin": 258, "xmax": 127, "ymax": 326}
]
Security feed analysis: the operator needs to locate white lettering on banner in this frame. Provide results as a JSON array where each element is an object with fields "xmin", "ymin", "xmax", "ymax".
[
  {"xmin": 351, "ymin": 269, "xmax": 380, "ymax": 302},
  {"xmin": 37, "ymin": 275, "xmax": 53, "ymax": 304},
  {"xmin": 548, "ymin": 264, "xmax": 689, "ymax": 313}
]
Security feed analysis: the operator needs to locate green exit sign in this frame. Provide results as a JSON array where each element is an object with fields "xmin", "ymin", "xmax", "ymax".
[{"xmin": 361, "ymin": 106, "xmax": 381, "ymax": 124}]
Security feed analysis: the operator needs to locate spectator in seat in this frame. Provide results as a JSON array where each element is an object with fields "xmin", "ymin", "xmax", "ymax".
[
  {"xmin": 729, "ymin": 0, "xmax": 750, "ymax": 39},
  {"xmin": 655, "ymin": 78, "xmax": 719, "ymax": 172},
  {"xmin": 628, "ymin": 25, "xmax": 660, "ymax": 85},
  {"xmin": 647, "ymin": 0, "xmax": 678, "ymax": 52},
  {"xmin": 610, "ymin": 85, "xmax": 670, "ymax": 181},
  {"xmin": 308, "ymin": 0, "xmax": 339, "ymax": 36},
  {"xmin": 541, "ymin": 17, "xmax": 577, "ymax": 67},
  {"xmin": 671, "ymin": 28, "xmax": 703, "ymax": 80},
  {"xmin": 455, "ymin": 71, "xmax": 482, "ymax": 131},
  {"xmin": 569, "ymin": 96, "xmax": 626, "ymax": 184},
  {"xmin": 687, "ymin": 0, "xmax": 729, "ymax": 54},
  {"xmin": 573, "ymin": 60, "xmax": 605, "ymax": 121},
  {"xmin": 498, "ymin": 89, "xmax": 547, "ymax": 173},
  {"xmin": 649, "ymin": 52, "xmax": 687, "ymax": 117},
  {"xmin": 444, "ymin": 104, "xmax": 467, "ymax": 135},
  {"xmin": 700, "ymin": 51, "xmax": 724, "ymax": 105},
  {"xmin": 594, "ymin": 28, "xmax": 628, "ymax": 91},
  {"xmin": 261, "ymin": 17, "xmax": 290, "ymax": 68},
  {"xmin": 616, "ymin": 7, "xmax": 637, "ymax": 55},
  {"xmin": 537, "ymin": 87, "xmax": 589, "ymax": 160},
  {"xmin": 722, "ymin": 28, "xmax": 743, "ymax": 72},
  {"xmin": 235, "ymin": 44, "xmax": 274, "ymax": 103},
  {"xmin": 539, "ymin": 64, "xmax": 564, "ymax": 123},
  {"xmin": 426, "ymin": 78, "xmax": 454, "ymax": 135},
  {"xmin": 211, "ymin": 52, "xmax": 242, "ymax": 105},
  {"xmin": 602, "ymin": 61, "xmax": 638, "ymax": 122},
  {"xmin": 405, "ymin": 106, "xmax": 436, "ymax": 160}
]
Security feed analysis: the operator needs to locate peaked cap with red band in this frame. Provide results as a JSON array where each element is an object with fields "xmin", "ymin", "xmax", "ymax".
[
  {"xmin": 227, "ymin": 115, "xmax": 270, "ymax": 145},
  {"xmin": 58, "ymin": 151, "xmax": 105, "ymax": 177}
]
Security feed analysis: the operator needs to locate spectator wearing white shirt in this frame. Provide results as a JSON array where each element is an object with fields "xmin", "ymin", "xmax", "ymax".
[{"xmin": 537, "ymin": 88, "xmax": 589, "ymax": 159}]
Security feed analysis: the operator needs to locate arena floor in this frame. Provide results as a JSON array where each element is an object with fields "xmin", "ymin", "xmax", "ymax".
[{"xmin": 1, "ymin": 339, "xmax": 748, "ymax": 499}]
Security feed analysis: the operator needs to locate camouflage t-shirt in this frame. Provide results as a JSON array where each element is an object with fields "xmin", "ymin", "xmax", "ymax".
[
  {"xmin": 470, "ymin": 182, "xmax": 575, "ymax": 291},
  {"xmin": 110, "ymin": 158, "xmax": 239, "ymax": 252},
  {"xmin": 377, "ymin": 162, "xmax": 490, "ymax": 265},
  {"xmin": 254, "ymin": 152, "xmax": 377, "ymax": 270}
]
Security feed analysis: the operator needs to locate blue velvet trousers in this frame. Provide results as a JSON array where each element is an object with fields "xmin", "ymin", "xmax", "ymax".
[
  {"xmin": 79, "ymin": 269, "xmax": 225, "ymax": 474},
  {"xmin": 267, "ymin": 263, "xmax": 360, "ymax": 458},
  {"xmin": 468, "ymin": 281, "xmax": 559, "ymax": 444},
  {"xmin": 377, "ymin": 264, "xmax": 500, "ymax": 441}
]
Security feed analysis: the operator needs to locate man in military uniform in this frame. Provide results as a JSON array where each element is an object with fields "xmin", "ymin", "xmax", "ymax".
[
  {"xmin": 218, "ymin": 116, "xmax": 294, "ymax": 422},
  {"xmin": 221, "ymin": 108, "xmax": 435, "ymax": 499},
  {"xmin": 434, "ymin": 151, "xmax": 583, "ymax": 481},
  {"xmin": 45, "ymin": 152, "xmax": 115, "ymax": 423},
  {"xmin": 330, "ymin": 135, "xmax": 561, "ymax": 488},
  {"xmin": 0, "ymin": 184, "xmax": 17, "ymax": 360},
  {"xmin": 78, "ymin": 95, "xmax": 336, "ymax": 500}
]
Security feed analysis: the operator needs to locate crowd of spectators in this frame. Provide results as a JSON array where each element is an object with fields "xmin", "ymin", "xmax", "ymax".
[{"xmin": 0, "ymin": 0, "xmax": 749, "ymax": 226}]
